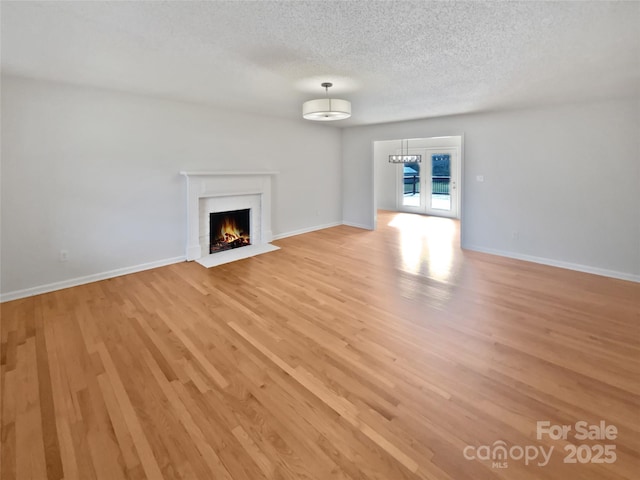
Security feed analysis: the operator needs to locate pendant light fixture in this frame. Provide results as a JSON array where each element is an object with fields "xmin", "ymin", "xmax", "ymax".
[
  {"xmin": 389, "ymin": 139, "xmax": 422, "ymax": 163},
  {"xmin": 302, "ymin": 82, "xmax": 351, "ymax": 121}
]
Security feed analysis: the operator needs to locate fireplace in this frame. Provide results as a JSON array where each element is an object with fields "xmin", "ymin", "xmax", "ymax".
[
  {"xmin": 180, "ymin": 171, "xmax": 279, "ymax": 267},
  {"xmin": 209, "ymin": 208, "xmax": 251, "ymax": 253}
]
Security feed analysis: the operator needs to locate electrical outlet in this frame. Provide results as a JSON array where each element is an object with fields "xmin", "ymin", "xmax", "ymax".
[
  {"xmin": 59, "ymin": 250, "xmax": 69, "ymax": 262},
  {"xmin": 511, "ymin": 231, "xmax": 519, "ymax": 240},
  {"xmin": 476, "ymin": 175, "xmax": 484, "ymax": 182}
]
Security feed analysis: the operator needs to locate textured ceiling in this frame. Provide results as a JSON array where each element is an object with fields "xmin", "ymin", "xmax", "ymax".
[{"xmin": 1, "ymin": 1, "xmax": 639, "ymax": 126}]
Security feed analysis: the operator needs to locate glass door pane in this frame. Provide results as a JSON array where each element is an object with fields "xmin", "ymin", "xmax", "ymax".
[
  {"xmin": 402, "ymin": 162, "xmax": 421, "ymax": 207},
  {"xmin": 430, "ymin": 153, "xmax": 451, "ymax": 211}
]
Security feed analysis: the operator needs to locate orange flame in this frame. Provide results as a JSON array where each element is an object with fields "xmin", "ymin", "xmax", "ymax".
[{"xmin": 218, "ymin": 216, "xmax": 249, "ymax": 243}]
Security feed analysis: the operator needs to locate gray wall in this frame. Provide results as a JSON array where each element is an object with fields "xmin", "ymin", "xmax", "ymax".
[
  {"xmin": 343, "ymin": 98, "xmax": 640, "ymax": 280},
  {"xmin": 1, "ymin": 75, "xmax": 343, "ymax": 296}
]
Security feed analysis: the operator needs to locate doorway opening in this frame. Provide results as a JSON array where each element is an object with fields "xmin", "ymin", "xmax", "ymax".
[
  {"xmin": 375, "ymin": 136, "xmax": 462, "ymax": 218},
  {"xmin": 373, "ymin": 135, "xmax": 464, "ymax": 256}
]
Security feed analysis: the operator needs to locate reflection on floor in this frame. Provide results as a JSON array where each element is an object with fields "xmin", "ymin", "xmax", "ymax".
[
  {"xmin": 387, "ymin": 212, "xmax": 458, "ymax": 282},
  {"xmin": 383, "ymin": 210, "xmax": 463, "ymax": 310}
]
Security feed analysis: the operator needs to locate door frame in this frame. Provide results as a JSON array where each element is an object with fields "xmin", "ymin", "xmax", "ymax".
[
  {"xmin": 371, "ymin": 134, "xmax": 465, "ymax": 242},
  {"xmin": 394, "ymin": 145, "xmax": 461, "ymax": 219}
]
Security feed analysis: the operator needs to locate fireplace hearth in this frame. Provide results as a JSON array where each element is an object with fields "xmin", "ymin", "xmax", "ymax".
[{"xmin": 210, "ymin": 209, "xmax": 251, "ymax": 253}]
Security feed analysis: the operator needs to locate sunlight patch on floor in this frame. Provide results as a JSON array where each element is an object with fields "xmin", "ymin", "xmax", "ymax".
[{"xmin": 388, "ymin": 213, "xmax": 456, "ymax": 282}]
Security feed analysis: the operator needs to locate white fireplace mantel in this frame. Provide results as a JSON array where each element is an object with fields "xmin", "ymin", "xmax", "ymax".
[{"xmin": 180, "ymin": 171, "xmax": 279, "ymax": 265}]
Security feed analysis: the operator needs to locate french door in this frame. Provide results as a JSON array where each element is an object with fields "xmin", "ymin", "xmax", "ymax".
[{"xmin": 397, "ymin": 147, "xmax": 459, "ymax": 218}]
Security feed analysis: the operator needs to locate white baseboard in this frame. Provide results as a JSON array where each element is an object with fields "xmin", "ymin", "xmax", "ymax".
[
  {"xmin": 464, "ymin": 245, "xmax": 640, "ymax": 283},
  {"xmin": 273, "ymin": 222, "xmax": 342, "ymax": 240},
  {"xmin": 342, "ymin": 221, "xmax": 374, "ymax": 230},
  {"xmin": 0, "ymin": 256, "xmax": 186, "ymax": 303},
  {"xmin": 273, "ymin": 220, "xmax": 376, "ymax": 240}
]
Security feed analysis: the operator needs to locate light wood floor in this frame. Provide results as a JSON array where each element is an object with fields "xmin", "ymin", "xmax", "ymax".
[{"xmin": 1, "ymin": 210, "xmax": 638, "ymax": 480}]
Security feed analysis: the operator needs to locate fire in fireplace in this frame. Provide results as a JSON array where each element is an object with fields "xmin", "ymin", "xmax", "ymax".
[{"xmin": 209, "ymin": 209, "xmax": 251, "ymax": 254}]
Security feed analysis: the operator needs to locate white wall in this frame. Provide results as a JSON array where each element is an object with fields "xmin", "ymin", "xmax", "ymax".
[
  {"xmin": 343, "ymin": 98, "xmax": 640, "ymax": 280},
  {"xmin": 1, "ymin": 75, "xmax": 342, "ymax": 297},
  {"xmin": 375, "ymin": 136, "xmax": 462, "ymax": 210}
]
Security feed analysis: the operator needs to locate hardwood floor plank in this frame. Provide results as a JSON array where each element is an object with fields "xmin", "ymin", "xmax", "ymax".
[
  {"xmin": 156, "ymin": 310, "xmax": 230, "ymax": 390},
  {"xmin": 140, "ymin": 338, "xmax": 232, "ymax": 480},
  {"xmin": 44, "ymin": 336, "xmax": 80, "ymax": 480},
  {"xmin": 96, "ymin": 342, "xmax": 165, "ymax": 480},
  {"xmin": 1, "ymin": 370, "xmax": 16, "ymax": 480},
  {"xmin": 96, "ymin": 373, "xmax": 142, "ymax": 476},
  {"xmin": 15, "ymin": 337, "xmax": 47, "ymax": 480},
  {"xmin": 33, "ymin": 301, "xmax": 63, "ymax": 480},
  {"xmin": 232, "ymin": 425, "xmax": 275, "ymax": 477}
]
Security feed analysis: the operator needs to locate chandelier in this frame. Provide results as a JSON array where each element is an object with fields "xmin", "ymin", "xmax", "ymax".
[{"xmin": 389, "ymin": 139, "xmax": 421, "ymax": 163}]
